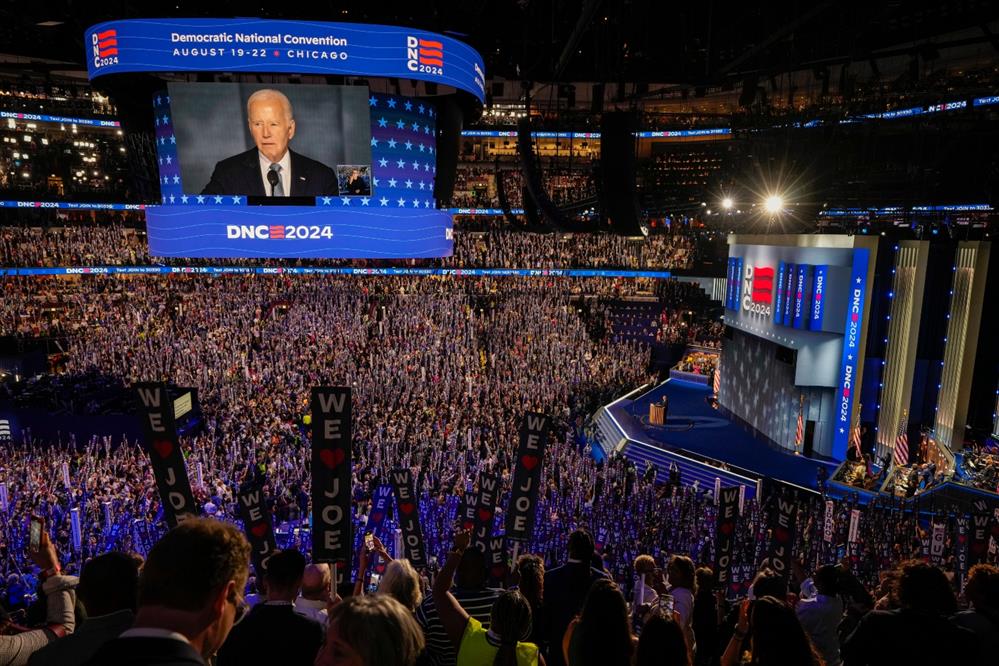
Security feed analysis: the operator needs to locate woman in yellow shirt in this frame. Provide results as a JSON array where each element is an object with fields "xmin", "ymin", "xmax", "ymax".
[{"xmin": 432, "ymin": 530, "xmax": 545, "ymax": 666}]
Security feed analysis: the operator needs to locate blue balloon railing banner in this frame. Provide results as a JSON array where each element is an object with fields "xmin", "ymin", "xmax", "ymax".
[{"xmin": 84, "ymin": 18, "xmax": 485, "ymax": 103}]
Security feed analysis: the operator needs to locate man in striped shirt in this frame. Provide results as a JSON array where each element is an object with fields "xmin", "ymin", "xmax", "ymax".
[{"xmin": 415, "ymin": 547, "xmax": 499, "ymax": 666}]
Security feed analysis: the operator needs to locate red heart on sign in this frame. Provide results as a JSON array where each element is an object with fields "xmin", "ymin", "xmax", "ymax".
[
  {"xmin": 720, "ymin": 522, "xmax": 733, "ymax": 535},
  {"xmin": 462, "ymin": 520, "xmax": 474, "ymax": 531},
  {"xmin": 478, "ymin": 508, "xmax": 493, "ymax": 522},
  {"xmin": 371, "ymin": 513, "xmax": 383, "ymax": 524},
  {"xmin": 729, "ymin": 582, "xmax": 741, "ymax": 592},
  {"xmin": 521, "ymin": 455, "xmax": 539, "ymax": 471},
  {"xmin": 971, "ymin": 542, "xmax": 986, "ymax": 554},
  {"xmin": 319, "ymin": 448, "xmax": 345, "ymax": 470},
  {"xmin": 374, "ymin": 562, "xmax": 386, "ymax": 574},
  {"xmin": 399, "ymin": 502, "xmax": 415, "ymax": 516},
  {"xmin": 152, "ymin": 440, "xmax": 173, "ymax": 459},
  {"xmin": 490, "ymin": 564, "xmax": 507, "ymax": 579},
  {"xmin": 251, "ymin": 523, "xmax": 269, "ymax": 538},
  {"xmin": 958, "ymin": 534, "xmax": 967, "ymax": 544},
  {"xmin": 775, "ymin": 527, "xmax": 790, "ymax": 543}
]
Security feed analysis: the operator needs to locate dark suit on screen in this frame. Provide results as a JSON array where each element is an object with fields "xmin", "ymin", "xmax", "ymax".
[{"xmin": 200, "ymin": 148, "xmax": 339, "ymax": 197}]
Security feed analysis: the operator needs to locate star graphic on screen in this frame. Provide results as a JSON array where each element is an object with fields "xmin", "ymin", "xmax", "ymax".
[
  {"xmin": 164, "ymin": 116, "xmax": 170, "ymax": 125},
  {"xmin": 159, "ymin": 137, "xmax": 166, "ymax": 145},
  {"xmin": 158, "ymin": 157, "xmax": 163, "ymax": 165},
  {"xmin": 172, "ymin": 175, "xmax": 180, "ymax": 184},
  {"xmin": 395, "ymin": 119, "xmax": 406, "ymax": 129},
  {"xmin": 155, "ymin": 118, "xmax": 160, "ymax": 127},
  {"xmin": 379, "ymin": 197, "xmax": 389, "ymax": 206},
  {"xmin": 404, "ymin": 100, "xmax": 412, "ymax": 111},
  {"xmin": 404, "ymin": 141, "xmax": 413, "ymax": 150},
  {"xmin": 165, "ymin": 155, "xmax": 172, "ymax": 164},
  {"xmin": 386, "ymin": 98, "xmax": 397, "ymax": 109},
  {"xmin": 360, "ymin": 197, "xmax": 370, "ymax": 206},
  {"xmin": 412, "ymin": 161, "xmax": 420, "ymax": 170},
  {"xmin": 418, "ymin": 144, "xmax": 425, "ymax": 152},
  {"xmin": 370, "ymin": 137, "xmax": 379, "ymax": 147},
  {"xmin": 418, "ymin": 181, "xmax": 425, "ymax": 190},
  {"xmin": 341, "ymin": 196, "xmax": 351, "ymax": 206},
  {"xmin": 372, "ymin": 177, "xmax": 379, "ymax": 187},
  {"xmin": 387, "ymin": 138, "xmax": 397, "ymax": 148},
  {"xmin": 196, "ymin": 195, "xmax": 205, "ymax": 204},
  {"xmin": 396, "ymin": 158, "xmax": 406, "ymax": 168},
  {"xmin": 168, "ymin": 195, "xmax": 175, "ymax": 203},
  {"xmin": 169, "ymin": 135, "xmax": 176, "ymax": 144},
  {"xmin": 378, "ymin": 158, "xmax": 388, "ymax": 167},
  {"xmin": 161, "ymin": 195, "xmax": 166, "ymax": 203},
  {"xmin": 231, "ymin": 196, "xmax": 242, "ymax": 204},
  {"xmin": 387, "ymin": 178, "xmax": 397, "ymax": 188},
  {"xmin": 321, "ymin": 197, "xmax": 332, "ymax": 205},
  {"xmin": 180, "ymin": 195, "xmax": 188, "ymax": 204},
  {"xmin": 411, "ymin": 122, "xmax": 420, "ymax": 131},
  {"xmin": 839, "ymin": 428, "xmax": 845, "ymax": 434},
  {"xmin": 424, "ymin": 125, "xmax": 431, "ymax": 134},
  {"xmin": 214, "ymin": 196, "xmax": 223, "ymax": 204},
  {"xmin": 412, "ymin": 198, "xmax": 420, "ymax": 207},
  {"xmin": 418, "ymin": 104, "xmax": 425, "ymax": 114},
  {"xmin": 856, "ymin": 277, "xmax": 862, "ymax": 284},
  {"xmin": 377, "ymin": 117, "xmax": 388, "ymax": 128},
  {"xmin": 369, "ymin": 96, "xmax": 378, "ymax": 106},
  {"xmin": 425, "ymin": 163, "xmax": 432, "ymax": 172},
  {"xmin": 162, "ymin": 176, "xmax": 169, "ymax": 185},
  {"xmin": 155, "ymin": 96, "xmax": 162, "ymax": 106},
  {"xmin": 404, "ymin": 179, "xmax": 413, "ymax": 188},
  {"xmin": 424, "ymin": 200, "xmax": 432, "ymax": 208}
]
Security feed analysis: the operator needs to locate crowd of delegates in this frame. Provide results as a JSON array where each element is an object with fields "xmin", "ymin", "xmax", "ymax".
[
  {"xmin": 0, "ymin": 275, "xmax": 997, "ymax": 665},
  {"xmin": 0, "ymin": 221, "xmax": 701, "ymax": 272},
  {"xmin": 960, "ymin": 444, "xmax": 999, "ymax": 494},
  {"xmin": 446, "ymin": 231, "xmax": 695, "ymax": 271},
  {"xmin": 449, "ymin": 166, "xmax": 594, "ymax": 210},
  {"xmin": 673, "ymin": 352, "xmax": 719, "ymax": 377}
]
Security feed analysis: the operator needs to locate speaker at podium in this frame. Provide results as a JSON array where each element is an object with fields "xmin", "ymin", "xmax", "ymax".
[{"xmin": 649, "ymin": 396, "xmax": 669, "ymax": 425}]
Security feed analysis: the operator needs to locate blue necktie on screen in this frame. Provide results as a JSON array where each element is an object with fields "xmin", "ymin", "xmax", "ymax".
[{"xmin": 268, "ymin": 163, "xmax": 284, "ymax": 196}]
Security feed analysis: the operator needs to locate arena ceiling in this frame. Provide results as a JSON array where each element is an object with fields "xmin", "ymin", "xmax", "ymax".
[{"xmin": 0, "ymin": 1, "xmax": 997, "ymax": 86}]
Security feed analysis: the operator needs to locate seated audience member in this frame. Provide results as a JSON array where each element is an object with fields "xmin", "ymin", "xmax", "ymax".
[
  {"xmin": 432, "ymin": 531, "xmax": 542, "ymax": 666},
  {"xmin": 722, "ymin": 597, "xmax": 822, "ymax": 666},
  {"xmin": 84, "ymin": 518, "xmax": 250, "ymax": 666},
  {"xmin": 951, "ymin": 563, "xmax": 999, "ymax": 665},
  {"xmin": 0, "ymin": 520, "xmax": 77, "ymax": 666},
  {"xmin": 542, "ymin": 529, "xmax": 609, "ymax": 666},
  {"xmin": 635, "ymin": 609, "xmax": 691, "ymax": 666},
  {"xmin": 294, "ymin": 563, "xmax": 331, "ymax": 627},
  {"xmin": 563, "ymin": 578, "xmax": 636, "ymax": 666},
  {"xmin": 217, "ymin": 549, "xmax": 323, "ymax": 666},
  {"xmin": 416, "ymin": 545, "xmax": 499, "ymax": 666},
  {"xmin": 841, "ymin": 560, "xmax": 978, "ymax": 665},
  {"xmin": 795, "ymin": 565, "xmax": 844, "ymax": 666},
  {"xmin": 314, "ymin": 595, "xmax": 425, "ymax": 666},
  {"xmin": 29, "ymin": 551, "xmax": 140, "ymax": 666}
]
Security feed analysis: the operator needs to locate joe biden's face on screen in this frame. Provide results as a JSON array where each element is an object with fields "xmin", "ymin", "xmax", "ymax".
[{"xmin": 247, "ymin": 91, "xmax": 296, "ymax": 164}]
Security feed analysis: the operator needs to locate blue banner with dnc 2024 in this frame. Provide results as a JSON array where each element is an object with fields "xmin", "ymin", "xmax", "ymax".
[{"xmin": 84, "ymin": 18, "xmax": 485, "ymax": 104}]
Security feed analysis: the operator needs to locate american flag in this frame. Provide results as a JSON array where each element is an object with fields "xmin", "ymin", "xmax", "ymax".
[
  {"xmin": 712, "ymin": 361, "xmax": 720, "ymax": 396},
  {"xmin": 893, "ymin": 418, "xmax": 909, "ymax": 466},
  {"xmin": 849, "ymin": 419, "xmax": 863, "ymax": 458},
  {"xmin": 795, "ymin": 395, "xmax": 804, "ymax": 449}
]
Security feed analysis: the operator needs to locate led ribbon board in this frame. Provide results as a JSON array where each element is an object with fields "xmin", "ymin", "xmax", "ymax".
[{"xmin": 84, "ymin": 19, "xmax": 485, "ymax": 104}]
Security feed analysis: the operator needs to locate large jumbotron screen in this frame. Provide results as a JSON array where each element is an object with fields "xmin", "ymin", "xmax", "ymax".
[{"xmin": 85, "ymin": 18, "xmax": 485, "ymax": 259}]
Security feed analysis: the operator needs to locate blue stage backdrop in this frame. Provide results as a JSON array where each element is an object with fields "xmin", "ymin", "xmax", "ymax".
[{"xmin": 84, "ymin": 19, "xmax": 485, "ymax": 103}]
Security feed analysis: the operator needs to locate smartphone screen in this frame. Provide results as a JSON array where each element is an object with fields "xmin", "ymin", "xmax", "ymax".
[
  {"xmin": 367, "ymin": 573, "xmax": 380, "ymax": 594},
  {"xmin": 365, "ymin": 533, "xmax": 374, "ymax": 551},
  {"xmin": 29, "ymin": 519, "xmax": 41, "ymax": 552}
]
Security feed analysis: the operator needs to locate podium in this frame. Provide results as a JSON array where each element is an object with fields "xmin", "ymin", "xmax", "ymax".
[{"xmin": 649, "ymin": 398, "xmax": 668, "ymax": 425}]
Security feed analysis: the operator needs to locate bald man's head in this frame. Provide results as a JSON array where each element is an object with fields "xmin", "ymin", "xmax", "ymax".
[{"xmin": 301, "ymin": 563, "xmax": 331, "ymax": 600}]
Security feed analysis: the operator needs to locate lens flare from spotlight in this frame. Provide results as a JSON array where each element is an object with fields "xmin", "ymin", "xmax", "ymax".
[
  {"xmin": 764, "ymin": 195, "xmax": 784, "ymax": 214},
  {"xmin": 721, "ymin": 197, "xmax": 734, "ymax": 210}
]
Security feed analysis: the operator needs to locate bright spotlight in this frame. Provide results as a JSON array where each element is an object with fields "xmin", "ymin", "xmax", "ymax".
[
  {"xmin": 764, "ymin": 195, "xmax": 784, "ymax": 214},
  {"xmin": 721, "ymin": 197, "xmax": 734, "ymax": 210}
]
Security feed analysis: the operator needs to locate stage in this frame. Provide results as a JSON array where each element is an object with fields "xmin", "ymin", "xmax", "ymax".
[{"xmin": 606, "ymin": 378, "xmax": 839, "ymax": 494}]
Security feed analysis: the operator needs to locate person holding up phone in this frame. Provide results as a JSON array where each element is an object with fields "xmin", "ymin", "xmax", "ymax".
[
  {"xmin": 0, "ymin": 516, "xmax": 77, "ymax": 666},
  {"xmin": 353, "ymin": 534, "xmax": 393, "ymax": 598}
]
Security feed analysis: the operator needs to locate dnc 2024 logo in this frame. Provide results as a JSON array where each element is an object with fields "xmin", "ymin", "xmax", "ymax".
[
  {"xmin": 92, "ymin": 29, "xmax": 120, "ymax": 69},
  {"xmin": 406, "ymin": 36, "xmax": 443, "ymax": 76},
  {"xmin": 742, "ymin": 265, "xmax": 775, "ymax": 317}
]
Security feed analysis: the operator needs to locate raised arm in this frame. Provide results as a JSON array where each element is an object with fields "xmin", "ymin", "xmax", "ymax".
[{"xmin": 432, "ymin": 530, "xmax": 472, "ymax": 651}]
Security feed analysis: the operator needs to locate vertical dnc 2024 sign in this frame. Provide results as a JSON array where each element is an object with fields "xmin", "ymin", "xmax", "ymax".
[{"xmin": 832, "ymin": 249, "xmax": 869, "ymax": 459}]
